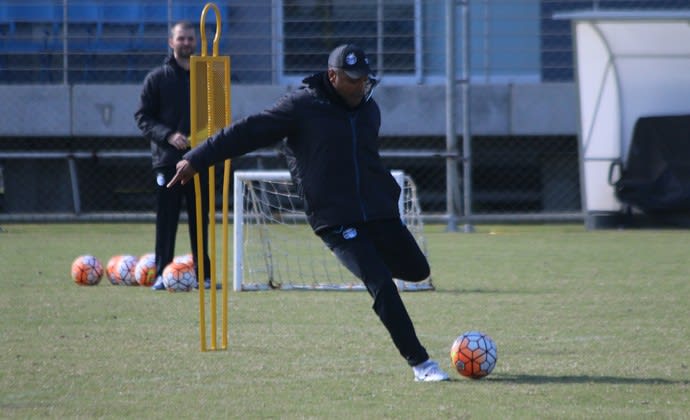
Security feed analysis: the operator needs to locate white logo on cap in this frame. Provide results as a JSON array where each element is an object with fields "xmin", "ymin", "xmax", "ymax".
[
  {"xmin": 345, "ymin": 52, "xmax": 357, "ymax": 66},
  {"xmin": 342, "ymin": 228, "xmax": 357, "ymax": 239}
]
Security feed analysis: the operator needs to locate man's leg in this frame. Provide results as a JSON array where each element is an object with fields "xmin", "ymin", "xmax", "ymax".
[
  {"xmin": 367, "ymin": 218, "xmax": 430, "ymax": 282},
  {"xmin": 154, "ymin": 168, "xmax": 182, "ymax": 285},
  {"xmin": 362, "ymin": 220, "xmax": 449, "ymax": 380},
  {"xmin": 183, "ymin": 169, "xmax": 211, "ymax": 281},
  {"xmin": 318, "ymin": 225, "xmax": 429, "ymax": 367}
]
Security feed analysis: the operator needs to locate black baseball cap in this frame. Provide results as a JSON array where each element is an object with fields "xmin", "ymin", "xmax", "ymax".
[{"xmin": 328, "ymin": 44, "xmax": 373, "ymax": 79}]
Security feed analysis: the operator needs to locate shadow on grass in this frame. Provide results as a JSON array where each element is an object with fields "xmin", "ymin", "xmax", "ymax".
[
  {"xmin": 436, "ymin": 288, "xmax": 547, "ymax": 295},
  {"xmin": 485, "ymin": 374, "xmax": 688, "ymax": 385}
]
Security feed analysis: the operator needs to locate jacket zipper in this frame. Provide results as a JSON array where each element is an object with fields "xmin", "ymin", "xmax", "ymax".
[{"xmin": 349, "ymin": 112, "xmax": 367, "ymax": 220}]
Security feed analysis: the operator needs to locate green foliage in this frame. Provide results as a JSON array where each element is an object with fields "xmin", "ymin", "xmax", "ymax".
[{"xmin": 0, "ymin": 223, "xmax": 688, "ymax": 418}]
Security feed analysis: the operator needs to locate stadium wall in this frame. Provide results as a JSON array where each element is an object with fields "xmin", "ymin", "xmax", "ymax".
[
  {"xmin": 0, "ymin": 83, "xmax": 577, "ymax": 137},
  {"xmin": 0, "ymin": 83, "xmax": 580, "ymax": 220}
]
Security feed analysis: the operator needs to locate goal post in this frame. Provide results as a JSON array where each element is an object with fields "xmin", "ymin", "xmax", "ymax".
[{"xmin": 232, "ymin": 170, "xmax": 433, "ymax": 292}]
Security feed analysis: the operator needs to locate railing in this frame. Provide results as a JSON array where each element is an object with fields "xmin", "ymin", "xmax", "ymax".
[{"xmin": 1, "ymin": 1, "xmax": 686, "ymax": 224}]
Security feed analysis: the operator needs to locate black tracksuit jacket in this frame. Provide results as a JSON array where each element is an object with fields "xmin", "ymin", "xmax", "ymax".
[
  {"xmin": 185, "ymin": 72, "xmax": 401, "ymax": 233},
  {"xmin": 134, "ymin": 55, "xmax": 191, "ymax": 169}
]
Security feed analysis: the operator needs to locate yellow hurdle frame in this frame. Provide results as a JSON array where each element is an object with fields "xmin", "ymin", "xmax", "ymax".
[{"xmin": 190, "ymin": 3, "xmax": 231, "ymax": 352}]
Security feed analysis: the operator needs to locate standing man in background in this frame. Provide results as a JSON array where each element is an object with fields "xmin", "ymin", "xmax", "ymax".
[{"xmin": 134, "ymin": 21, "xmax": 211, "ymax": 290}]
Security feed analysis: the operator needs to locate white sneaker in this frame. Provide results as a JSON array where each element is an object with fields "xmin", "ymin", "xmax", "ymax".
[
  {"xmin": 150, "ymin": 275, "xmax": 165, "ymax": 291},
  {"xmin": 413, "ymin": 359, "xmax": 450, "ymax": 382}
]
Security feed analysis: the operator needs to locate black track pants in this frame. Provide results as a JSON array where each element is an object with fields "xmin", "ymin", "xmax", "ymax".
[
  {"xmin": 318, "ymin": 218, "xmax": 431, "ymax": 366},
  {"xmin": 153, "ymin": 166, "xmax": 211, "ymax": 279}
]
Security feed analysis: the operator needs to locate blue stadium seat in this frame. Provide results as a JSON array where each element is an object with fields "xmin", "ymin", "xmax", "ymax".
[
  {"xmin": 67, "ymin": 3, "xmax": 102, "ymax": 22},
  {"xmin": 101, "ymin": 2, "xmax": 144, "ymax": 52},
  {"xmin": 7, "ymin": 2, "xmax": 62, "ymax": 23},
  {"xmin": 0, "ymin": 4, "xmax": 9, "ymax": 64},
  {"xmin": 0, "ymin": 3, "xmax": 9, "ymax": 24},
  {"xmin": 139, "ymin": 3, "xmax": 169, "ymax": 51},
  {"xmin": 66, "ymin": 4, "xmax": 104, "ymax": 82},
  {"xmin": 103, "ymin": 2, "xmax": 143, "ymax": 24},
  {"xmin": 67, "ymin": 3, "xmax": 103, "ymax": 51},
  {"xmin": 0, "ymin": 1, "xmax": 231, "ymax": 82},
  {"xmin": 5, "ymin": 2, "xmax": 62, "ymax": 52},
  {"xmin": 142, "ymin": 4, "xmax": 168, "ymax": 24},
  {"xmin": 0, "ymin": 4, "xmax": 11, "ymax": 43}
]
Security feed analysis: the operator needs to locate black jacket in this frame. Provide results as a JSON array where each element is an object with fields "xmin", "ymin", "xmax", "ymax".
[
  {"xmin": 134, "ymin": 55, "xmax": 191, "ymax": 169},
  {"xmin": 185, "ymin": 72, "xmax": 401, "ymax": 232}
]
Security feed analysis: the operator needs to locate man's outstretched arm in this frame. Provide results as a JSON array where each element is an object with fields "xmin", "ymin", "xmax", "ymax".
[{"xmin": 167, "ymin": 159, "xmax": 197, "ymax": 187}]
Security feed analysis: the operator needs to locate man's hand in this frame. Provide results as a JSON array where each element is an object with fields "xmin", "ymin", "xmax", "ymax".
[
  {"xmin": 167, "ymin": 132, "xmax": 190, "ymax": 150},
  {"xmin": 167, "ymin": 159, "xmax": 197, "ymax": 187}
]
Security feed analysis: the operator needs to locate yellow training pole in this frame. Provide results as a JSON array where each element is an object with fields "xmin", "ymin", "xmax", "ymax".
[
  {"xmin": 205, "ymin": 18, "xmax": 217, "ymax": 350},
  {"xmin": 220, "ymin": 50, "xmax": 232, "ymax": 350},
  {"xmin": 191, "ymin": 2, "xmax": 231, "ymax": 352},
  {"xmin": 221, "ymin": 158, "xmax": 230, "ymax": 349},
  {"xmin": 190, "ymin": 40, "xmax": 206, "ymax": 352}
]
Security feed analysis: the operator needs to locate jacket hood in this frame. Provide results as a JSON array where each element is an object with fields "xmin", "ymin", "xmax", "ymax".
[
  {"xmin": 302, "ymin": 72, "xmax": 347, "ymax": 107},
  {"xmin": 301, "ymin": 71, "xmax": 375, "ymax": 110}
]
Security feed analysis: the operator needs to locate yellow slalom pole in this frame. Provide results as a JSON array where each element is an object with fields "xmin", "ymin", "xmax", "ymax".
[
  {"xmin": 221, "ymin": 61, "xmax": 231, "ymax": 348},
  {"xmin": 204, "ymin": 6, "xmax": 218, "ymax": 351},
  {"xmin": 220, "ymin": 18, "xmax": 232, "ymax": 350},
  {"xmin": 192, "ymin": 2, "xmax": 231, "ymax": 352},
  {"xmin": 194, "ymin": 172, "xmax": 206, "ymax": 352},
  {"xmin": 190, "ymin": 33, "xmax": 206, "ymax": 352},
  {"xmin": 221, "ymin": 159, "xmax": 230, "ymax": 349}
]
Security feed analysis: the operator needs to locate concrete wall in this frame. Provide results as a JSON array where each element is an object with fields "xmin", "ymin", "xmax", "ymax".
[{"xmin": 0, "ymin": 83, "xmax": 577, "ymax": 138}]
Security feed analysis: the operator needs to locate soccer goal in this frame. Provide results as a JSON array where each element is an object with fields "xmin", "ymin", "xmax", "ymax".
[{"xmin": 232, "ymin": 170, "xmax": 433, "ymax": 292}]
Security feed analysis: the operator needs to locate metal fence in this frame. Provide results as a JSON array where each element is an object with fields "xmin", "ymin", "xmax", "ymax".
[{"xmin": 0, "ymin": 0, "xmax": 687, "ymax": 223}]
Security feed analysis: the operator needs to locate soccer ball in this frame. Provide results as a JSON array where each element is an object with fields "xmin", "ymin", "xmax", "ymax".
[
  {"xmin": 134, "ymin": 253, "xmax": 157, "ymax": 286},
  {"xmin": 162, "ymin": 261, "xmax": 197, "ymax": 292},
  {"xmin": 71, "ymin": 255, "xmax": 104, "ymax": 286},
  {"xmin": 450, "ymin": 331, "xmax": 497, "ymax": 379},
  {"xmin": 106, "ymin": 255, "xmax": 122, "ymax": 285},
  {"xmin": 173, "ymin": 253, "xmax": 194, "ymax": 269},
  {"xmin": 115, "ymin": 254, "xmax": 139, "ymax": 286}
]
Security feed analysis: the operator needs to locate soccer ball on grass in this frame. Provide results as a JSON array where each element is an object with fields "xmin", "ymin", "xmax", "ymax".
[
  {"xmin": 134, "ymin": 253, "xmax": 157, "ymax": 286},
  {"xmin": 115, "ymin": 254, "xmax": 139, "ymax": 286},
  {"xmin": 106, "ymin": 255, "xmax": 122, "ymax": 285},
  {"xmin": 71, "ymin": 255, "xmax": 104, "ymax": 286},
  {"xmin": 450, "ymin": 331, "xmax": 497, "ymax": 379},
  {"xmin": 162, "ymin": 261, "xmax": 197, "ymax": 292},
  {"xmin": 173, "ymin": 253, "xmax": 194, "ymax": 269}
]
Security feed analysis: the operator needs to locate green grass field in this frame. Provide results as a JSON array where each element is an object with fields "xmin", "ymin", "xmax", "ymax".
[{"xmin": 1, "ymin": 223, "xmax": 688, "ymax": 418}]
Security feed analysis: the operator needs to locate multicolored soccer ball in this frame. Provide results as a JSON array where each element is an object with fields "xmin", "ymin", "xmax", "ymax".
[
  {"xmin": 115, "ymin": 254, "xmax": 139, "ymax": 286},
  {"xmin": 106, "ymin": 255, "xmax": 122, "ymax": 285},
  {"xmin": 134, "ymin": 253, "xmax": 157, "ymax": 286},
  {"xmin": 162, "ymin": 261, "xmax": 197, "ymax": 292},
  {"xmin": 450, "ymin": 331, "xmax": 497, "ymax": 379},
  {"xmin": 173, "ymin": 253, "xmax": 194, "ymax": 269},
  {"xmin": 71, "ymin": 255, "xmax": 104, "ymax": 286}
]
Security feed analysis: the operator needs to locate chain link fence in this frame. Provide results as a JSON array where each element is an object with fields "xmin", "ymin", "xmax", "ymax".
[{"xmin": 0, "ymin": 0, "xmax": 687, "ymax": 222}]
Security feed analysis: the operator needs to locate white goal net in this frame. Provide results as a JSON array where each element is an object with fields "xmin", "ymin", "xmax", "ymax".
[{"xmin": 232, "ymin": 170, "xmax": 433, "ymax": 292}]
